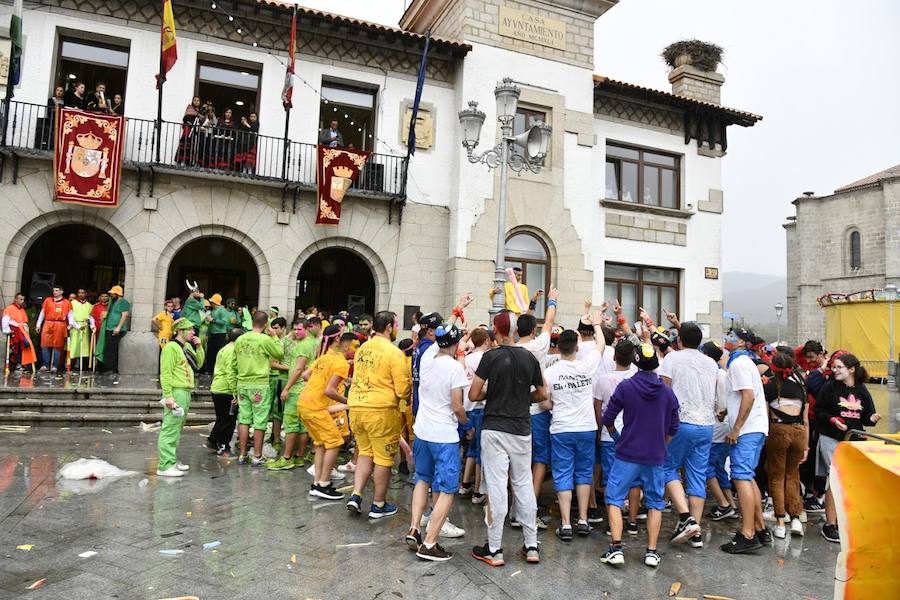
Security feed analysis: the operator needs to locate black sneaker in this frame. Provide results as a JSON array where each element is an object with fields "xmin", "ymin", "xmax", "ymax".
[
  {"xmin": 471, "ymin": 543, "xmax": 505, "ymax": 567},
  {"xmin": 310, "ymin": 483, "xmax": 344, "ymax": 501},
  {"xmin": 587, "ymin": 508, "xmax": 604, "ymax": 524},
  {"xmin": 720, "ymin": 531, "xmax": 763, "ymax": 554},
  {"xmin": 804, "ymin": 496, "xmax": 826, "ymax": 514},
  {"xmin": 521, "ymin": 544, "xmax": 540, "ymax": 563},
  {"xmin": 509, "ymin": 516, "xmax": 521, "ymax": 528},
  {"xmin": 575, "ymin": 520, "xmax": 591, "ymax": 536},
  {"xmin": 405, "ymin": 528, "xmax": 422, "ymax": 551},
  {"xmin": 204, "ymin": 439, "xmax": 219, "ymax": 452},
  {"xmin": 600, "ymin": 544, "xmax": 625, "ymax": 565},
  {"xmin": 821, "ymin": 523, "xmax": 840, "ymax": 543},
  {"xmin": 662, "ymin": 500, "xmax": 672, "ymax": 513},
  {"xmin": 636, "ymin": 505, "xmax": 649, "ymax": 520},
  {"xmin": 626, "ymin": 521, "xmax": 638, "ymax": 536},
  {"xmin": 689, "ymin": 534, "xmax": 703, "ymax": 548},
  {"xmin": 756, "ymin": 528, "xmax": 773, "ymax": 546},
  {"xmin": 416, "ymin": 542, "xmax": 453, "ymax": 562},
  {"xmin": 670, "ymin": 516, "xmax": 701, "ymax": 544},
  {"xmin": 707, "ymin": 505, "xmax": 736, "ymax": 521},
  {"xmin": 556, "ymin": 525, "xmax": 573, "ymax": 541}
]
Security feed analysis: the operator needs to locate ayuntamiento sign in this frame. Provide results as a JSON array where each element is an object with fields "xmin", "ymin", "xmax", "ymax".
[{"xmin": 498, "ymin": 6, "xmax": 567, "ymax": 51}]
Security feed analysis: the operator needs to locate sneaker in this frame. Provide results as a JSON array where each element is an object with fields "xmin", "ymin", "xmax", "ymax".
[
  {"xmin": 821, "ymin": 523, "xmax": 840, "ymax": 543},
  {"xmin": 587, "ymin": 508, "xmax": 604, "ymax": 524},
  {"xmin": 250, "ymin": 456, "xmax": 265, "ymax": 467},
  {"xmin": 757, "ymin": 528, "xmax": 773, "ymax": 546},
  {"xmin": 346, "ymin": 494, "xmax": 362, "ymax": 515},
  {"xmin": 804, "ymin": 496, "xmax": 826, "ymax": 514},
  {"xmin": 416, "ymin": 543, "xmax": 453, "ymax": 562},
  {"xmin": 707, "ymin": 505, "xmax": 736, "ymax": 521},
  {"xmin": 773, "ymin": 524, "xmax": 786, "ymax": 539},
  {"xmin": 535, "ymin": 515, "xmax": 549, "ymax": 530},
  {"xmin": 798, "ymin": 510, "xmax": 808, "ymax": 524},
  {"xmin": 575, "ymin": 520, "xmax": 591, "ymax": 536},
  {"xmin": 292, "ymin": 456, "xmax": 306, "ymax": 467},
  {"xmin": 156, "ymin": 466, "xmax": 184, "ymax": 477},
  {"xmin": 216, "ymin": 444, "xmax": 230, "ymax": 456},
  {"xmin": 636, "ymin": 506, "xmax": 649, "ymax": 520},
  {"xmin": 644, "ymin": 549, "xmax": 661, "ymax": 568},
  {"xmin": 471, "ymin": 543, "xmax": 505, "ymax": 567},
  {"xmin": 556, "ymin": 525, "xmax": 573, "ymax": 541},
  {"xmin": 306, "ymin": 464, "xmax": 316, "ymax": 476},
  {"xmin": 310, "ymin": 483, "xmax": 344, "ymax": 501},
  {"xmin": 471, "ymin": 492, "xmax": 486, "ymax": 505},
  {"xmin": 330, "ymin": 468, "xmax": 346, "ymax": 481},
  {"xmin": 204, "ymin": 440, "xmax": 219, "ymax": 452},
  {"xmin": 420, "ymin": 511, "xmax": 431, "ymax": 527},
  {"xmin": 337, "ymin": 461, "xmax": 356, "ymax": 473},
  {"xmin": 720, "ymin": 532, "xmax": 763, "ymax": 554},
  {"xmin": 521, "ymin": 545, "xmax": 540, "ymax": 563},
  {"xmin": 405, "ymin": 528, "xmax": 422, "ymax": 550},
  {"xmin": 790, "ymin": 518, "xmax": 804, "ymax": 537},
  {"xmin": 440, "ymin": 520, "xmax": 465, "ymax": 538},
  {"xmin": 600, "ymin": 544, "xmax": 625, "ymax": 565},
  {"xmin": 626, "ymin": 521, "xmax": 639, "ymax": 536},
  {"xmin": 509, "ymin": 516, "xmax": 521, "ymax": 528},
  {"xmin": 175, "ymin": 462, "xmax": 190, "ymax": 471},
  {"xmin": 662, "ymin": 500, "xmax": 672, "ymax": 513},
  {"xmin": 763, "ymin": 510, "xmax": 777, "ymax": 522},
  {"xmin": 266, "ymin": 457, "xmax": 295, "ymax": 471},
  {"xmin": 458, "ymin": 484, "xmax": 474, "ymax": 497},
  {"xmin": 689, "ymin": 534, "xmax": 703, "ymax": 548},
  {"xmin": 237, "ymin": 455, "xmax": 248, "ymax": 465},
  {"xmin": 368, "ymin": 502, "xmax": 398, "ymax": 519},
  {"xmin": 670, "ymin": 516, "xmax": 701, "ymax": 544}
]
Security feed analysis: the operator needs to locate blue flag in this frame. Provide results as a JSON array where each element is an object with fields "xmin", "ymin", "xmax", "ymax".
[{"xmin": 406, "ymin": 31, "xmax": 431, "ymax": 157}]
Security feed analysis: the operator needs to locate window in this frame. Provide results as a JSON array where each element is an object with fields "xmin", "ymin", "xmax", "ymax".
[
  {"xmin": 504, "ymin": 232, "xmax": 551, "ymax": 319},
  {"xmin": 605, "ymin": 143, "xmax": 680, "ymax": 208},
  {"xmin": 603, "ymin": 263, "xmax": 679, "ymax": 325},
  {"xmin": 513, "ymin": 107, "xmax": 546, "ymax": 137},
  {"xmin": 196, "ymin": 59, "xmax": 261, "ymax": 119},
  {"xmin": 55, "ymin": 37, "xmax": 130, "ymax": 102},
  {"xmin": 320, "ymin": 80, "xmax": 377, "ymax": 151},
  {"xmin": 849, "ymin": 230, "xmax": 861, "ymax": 271}
]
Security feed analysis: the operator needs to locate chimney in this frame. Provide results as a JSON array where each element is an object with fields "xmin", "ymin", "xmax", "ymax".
[{"xmin": 663, "ymin": 40, "xmax": 725, "ymax": 105}]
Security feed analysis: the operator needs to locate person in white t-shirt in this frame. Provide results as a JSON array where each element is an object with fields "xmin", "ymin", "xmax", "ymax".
[
  {"xmin": 544, "ymin": 314, "xmax": 605, "ymax": 540},
  {"xmin": 405, "ymin": 324, "xmax": 470, "ymax": 562},
  {"xmin": 720, "ymin": 328, "xmax": 769, "ymax": 554},
  {"xmin": 700, "ymin": 342, "xmax": 739, "ymax": 521},
  {"xmin": 460, "ymin": 327, "xmax": 492, "ymax": 503}
]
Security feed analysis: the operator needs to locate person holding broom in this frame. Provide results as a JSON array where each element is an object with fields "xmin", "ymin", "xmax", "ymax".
[{"xmin": 3, "ymin": 293, "xmax": 37, "ymax": 374}]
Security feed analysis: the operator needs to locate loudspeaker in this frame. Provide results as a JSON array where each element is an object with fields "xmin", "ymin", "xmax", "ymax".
[
  {"xmin": 347, "ymin": 295, "xmax": 366, "ymax": 321},
  {"xmin": 29, "ymin": 272, "xmax": 56, "ymax": 305}
]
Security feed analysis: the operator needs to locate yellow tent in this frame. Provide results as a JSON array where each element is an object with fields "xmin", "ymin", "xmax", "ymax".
[{"xmin": 823, "ymin": 301, "xmax": 899, "ymax": 378}]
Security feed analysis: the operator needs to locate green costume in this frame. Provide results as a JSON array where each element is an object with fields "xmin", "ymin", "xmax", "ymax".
[
  {"xmin": 67, "ymin": 299, "xmax": 93, "ymax": 359},
  {"xmin": 234, "ymin": 331, "xmax": 283, "ymax": 431},
  {"xmin": 282, "ymin": 334, "xmax": 319, "ymax": 435},
  {"xmin": 241, "ymin": 307, "xmax": 252, "ymax": 330},
  {"xmin": 268, "ymin": 335, "xmax": 294, "ymax": 423},
  {"xmin": 210, "ymin": 342, "xmax": 238, "ymax": 395},
  {"xmin": 209, "ymin": 306, "xmax": 238, "ymax": 335},
  {"xmin": 157, "ymin": 327, "xmax": 205, "ymax": 471},
  {"xmin": 105, "ymin": 297, "xmax": 131, "ymax": 332},
  {"xmin": 182, "ymin": 296, "xmax": 204, "ymax": 328}
]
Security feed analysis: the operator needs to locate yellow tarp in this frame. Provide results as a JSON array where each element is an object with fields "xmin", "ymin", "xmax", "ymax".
[{"xmin": 824, "ymin": 302, "xmax": 899, "ymax": 378}]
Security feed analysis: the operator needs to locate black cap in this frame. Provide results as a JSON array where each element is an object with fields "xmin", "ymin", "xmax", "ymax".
[
  {"xmin": 733, "ymin": 328, "xmax": 756, "ymax": 343},
  {"xmin": 633, "ymin": 342, "xmax": 660, "ymax": 371},
  {"xmin": 577, "ymin": 319, "xmax": 594, "ymax": 333},
  {"xmin": 700, "ymin": 341, "xmax": 724, "ymax": 362},
  {"xmin": 435, "ymin": 323, "xmax": 463, "ymax": 348},
  {"xmin": 419, "ymin": 312, "xmax": 443, "ymax": 329}
]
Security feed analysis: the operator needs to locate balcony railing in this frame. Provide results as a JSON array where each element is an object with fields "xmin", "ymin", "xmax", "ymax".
[{"xmin": 0, "ymin": 101, "xmax": 405, "ymax": 198}]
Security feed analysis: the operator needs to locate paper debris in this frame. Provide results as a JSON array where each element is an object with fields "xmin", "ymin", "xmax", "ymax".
[
  {"xmin": 335, "ymin": 541, "xmax": 375, "ymax": 548},
  {"xmin": 510, "ymin": 570, "xmax": 521, "ymax": 577},
  {"xmin": 335, "ymin": 484, "xmax": 355, "ymax": 493},
  {"xmin": 669, "ymin": 582, "xmax": 682, "ymax": 596},
  {"xmin": 0, "ymin": 425, "xmax": 30, "ymax": 433},
  {"xmin": 160, "ymin": 531, "xmax": 183, "ymax": 538},
  {"xmin": 139, "ymin": 478, "xmax": 149, "ymax": 489},
  {"xmin": 101, "ymin": 429, "xmax": 113, "ymax": 434},
  {"xmin": 78, "ymin": 551, "xmax": 97, "ymax": 558},
  {"xmin": 139, "ymin": 421, "xmax": 161, "ymax": 432},
  {"xmin": 158, "ymin": 549, "xmax": 184, "ymax": 556},
  {"xmin": 703, "ymin": 596, "xmax": 736, "ymax": 600},
  {"xmin": 202, "ymin": 541, "xmax": 221, "ymax": 551},
  {"xmin": 58, "ymin": 458, "xmax": 137, "ymax": 480},
  {"xmin": 26, "ymin": 578, "xmax": 46, "ymax": 590},
  {"xmin": 185, "ymin": 511, "xmax": 192, "ymax": 517},
  {"xmin": 675, "ymin": 597, "xmax": 698, "ymax": 600},
  {"xmin": 290, "ymin": 554, "xmax": 297, "ymax": 563},
  {"xmin": 16, "ymin": 544, "xmax": 33, "ymax": 551}
]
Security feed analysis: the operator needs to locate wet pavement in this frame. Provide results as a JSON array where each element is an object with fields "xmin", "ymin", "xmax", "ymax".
[
  {"xmin": 0, "ymin": 370, "xmax": 212, "ymax": 392},
  {"xmin": 0, "ymin": 428, "xmax": 845, "ymax": 600}
]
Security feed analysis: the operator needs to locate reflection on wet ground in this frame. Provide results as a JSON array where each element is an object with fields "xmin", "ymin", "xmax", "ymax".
[
  {"xmin": 0, "ymin": 428, "xmax": 849, "ymax": 599},
  {"xmin": 0, "ymin": 370, "xmax": 213, "ymax": 391}
]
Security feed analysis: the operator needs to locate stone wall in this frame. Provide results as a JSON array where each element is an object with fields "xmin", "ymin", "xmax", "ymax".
[
  {"xmin": 667, "ymin": 65, "xmax": 724, "ymax": 105},
  {"xmin": 604, "ymin": 213, "xmax": 687, "ymax": 246}
]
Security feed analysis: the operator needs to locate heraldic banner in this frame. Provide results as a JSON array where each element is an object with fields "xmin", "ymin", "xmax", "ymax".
[
  {"xmin": 53, "ymin": 107, "xmax": 125, "ymax": 207},
  {"xmin": 315, "ymin": 144, "xmax": 370, "ymax": 225}
]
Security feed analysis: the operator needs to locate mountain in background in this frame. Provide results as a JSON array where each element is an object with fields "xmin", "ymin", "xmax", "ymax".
[{"xmin": 721, "ymin": 271, "xmax": 787, "ymax": 341}]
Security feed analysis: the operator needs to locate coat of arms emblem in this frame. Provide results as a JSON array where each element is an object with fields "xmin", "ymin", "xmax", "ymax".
[
  {"xmin": 64, "ymin": 131, "xmax": 109, "ymax": 179},
  {"xmin": 329, "ymin": 165, "xmax": 354, "ymax": 203}
]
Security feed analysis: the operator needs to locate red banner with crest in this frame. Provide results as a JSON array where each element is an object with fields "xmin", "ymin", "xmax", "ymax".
[
  {"xmin": 315, "ymin": 144, "xmax": 370, "ymax": 225},
  {"xmin": 53, "ymin": 107, "xmax": 125, "ymax": 207}
]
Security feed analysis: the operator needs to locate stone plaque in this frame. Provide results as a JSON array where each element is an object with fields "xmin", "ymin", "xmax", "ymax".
[
  {"xmin": 401, "ymin": 105, "xmax": 434, "ymax": 150},
  {"xmin": 0, "ymin": 40, "xmax": 10, "ymax": 82},
  {"xmin": 705, "ymin": 267, "xmax": 719, "ymax": 280},
  {"xmin": 498, "ymin": 6, "xmax": 567, "ymax": 51}
]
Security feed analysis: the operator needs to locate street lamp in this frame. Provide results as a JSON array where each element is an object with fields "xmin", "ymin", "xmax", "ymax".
[
  {"xmin": 885, "ymin": 282, "xmax": 897, "ymax": 385},
  {"xmin": 458, "ymin": 78, "xmax": 552, "ymax": 327},
  {"xmin": 774, "ymin": 302, "xmax": 784, "ymax": 344}
]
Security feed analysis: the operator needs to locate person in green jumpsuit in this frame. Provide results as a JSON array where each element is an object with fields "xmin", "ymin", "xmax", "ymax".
[
  {"xmin": 156, "ymin": 318, "xmax": 205, "ymax": 477},
  {"xmin": 267, "ymin": 317, "xmax": 290, "ymax": 452},
  {"xmin": 181, "ymin": 288, "xmax": 205, "ymax": 333},
  {"xmin": 234, "ymin": 311, "xmax": 284, "ymax": 465}
]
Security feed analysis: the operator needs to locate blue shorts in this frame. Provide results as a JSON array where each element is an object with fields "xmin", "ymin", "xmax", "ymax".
[
  {"xmin": 605, "ymin": 457, "xmax": 665, "ymax": 511},
  {"xmin": 550, "ymin": 431, "xmax": 596, "ymax": 492},
  {"xmin": 600, "ymin": 441, "xmax": 616, "ymax": 486},
  {"xmin": 729, "ymin": 432, "xmax": 766, "ymax": 481},
  {"xmin": 413, "ymin": 439, "xmax": 461, "ymax": 494},
  {"xmin": 706, "ymin": 442, "xmax": 731, "ymax": 490},
  {"xmin": 663, "ymin": 423, "xmax": 713, "ymax": 498},
  {"xmin": 531, "ymin": 411, "xmax": 552, "ymax": 465},
  {"xmin": 465, "ymin": 409, "xmax": 484, "ymax": 463}
]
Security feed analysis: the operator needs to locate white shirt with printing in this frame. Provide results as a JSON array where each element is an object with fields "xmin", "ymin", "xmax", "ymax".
[
  {"xmin": 546, "ymin": 349, "xmax": 604, "ymax": 434},
  {"xmin": 658, "ymin": 348, "xmax": 720, "ymax": 426},
  {"xmin": 593, "ymin": 367, "xmax": 636, "ymax": 442},
  {"xmin": 518, "ymin": 332, "xmax": 551, "ymax": 415},
  {"xmin": 414, "ymin": 354, "xmax": 470, "ymax": 444},
  {"xmin": 725, "ymin": 354, "xmax": 769, "ymax": 437}
]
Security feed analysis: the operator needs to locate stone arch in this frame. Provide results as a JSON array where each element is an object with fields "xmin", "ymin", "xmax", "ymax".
[
  {"xmin": 506, "ymin": 224, "xmax": 560, "ymax": 283},
  {"xmin": 2, "ymin": 210, "xmax": 135, "ymax": 300},
  {"xmin": 289, "ymin": 237, "xmax": 390, "ymax": 312},
  {"xmin": 155, "ymin": 224, "xmax": 272, "ymax": 308}
]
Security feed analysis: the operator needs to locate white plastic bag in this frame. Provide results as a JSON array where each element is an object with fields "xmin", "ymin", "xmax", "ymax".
[
  {"xmin": 58, "ymin": 458, "xmax": 137, "ymax": 480},
  {"xmin": 262, "ymin": 442, "xmax": 278, "ymax": 458}
]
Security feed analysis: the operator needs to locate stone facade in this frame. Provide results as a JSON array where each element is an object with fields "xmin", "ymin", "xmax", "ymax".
[
  {"xmin": 667, "ymin": 65, "xmax": 725, "ymax": 105},
  {"xmin": 604, "ymin": 212, "xmax": 688, "ymax": 246},
  {"xmin": 785, "ymin": 179, "xmax": 900, "ymax": 344}
]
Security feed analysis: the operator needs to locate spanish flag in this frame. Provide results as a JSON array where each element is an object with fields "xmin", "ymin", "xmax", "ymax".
[{"xmin": 157, "ymin": 0, "xmax": 178, "ymax": 89}]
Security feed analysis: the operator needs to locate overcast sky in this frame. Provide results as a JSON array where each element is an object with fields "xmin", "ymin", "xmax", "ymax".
[{"xmin": 298, "ymin": 0, "xmax": 900, "ymax": 277}]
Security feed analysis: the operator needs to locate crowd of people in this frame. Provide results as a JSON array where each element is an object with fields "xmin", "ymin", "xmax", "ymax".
[
  {"xmin": 151, "ymin": 277, "xmax": 882, "ymax": 569},
  {"xmin": 49, "ymin": 81, "xmax": 125, "ymax": 116},
  {"xmin": 175, "ymin": 96, "xmax": 260, "ymax": 174}
]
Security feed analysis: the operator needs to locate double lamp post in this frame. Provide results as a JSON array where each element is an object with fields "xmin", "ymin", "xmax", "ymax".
[{"xmin": 457, "ymin": 78, "xmax": 552, "ymax": 326}]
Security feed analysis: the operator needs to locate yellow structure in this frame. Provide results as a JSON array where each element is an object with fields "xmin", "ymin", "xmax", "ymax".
[{"xmin": 822, "ymin": 299, "xmax": 899, "ymax": 378}]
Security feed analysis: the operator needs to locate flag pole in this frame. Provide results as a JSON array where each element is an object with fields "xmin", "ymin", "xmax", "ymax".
[
  {"xmin": 281, "ymin": 4, "xmax": 297, "ymax": 181},
  {"xmin": 282, "ymin": 108, "xmax": 290, "ymax": 180},
  {"xmin": 155, "ymin": 11, "xmax": 164, "ymax": 164},
  {"xmin": 399, "ymin": 29, "xmax": 431, "ymax": 202}
]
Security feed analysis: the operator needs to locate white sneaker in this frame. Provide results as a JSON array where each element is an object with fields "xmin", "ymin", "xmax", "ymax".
[
  {"xmin": 798, "ymin": 511, "xmax": 808, "ymax": 524},
  {"xmin": 337, "ymin": 461, "xmax": 356, "ymax": 473},
  {"xmin": 763, "ymin": 510, "xmax": 777, "ymax": 522},
  {"xmin": 330, "ymin": 468, "xmax": 345, "ymax": 481},
  {"xmin": 306, "ymin": 464, "xmax": 316, "ymax": 476},
  {"xmin": 439, "ymin": 520, "xmax": 465, "ymax": 538},
  {"xmin": 156, "ymin": 466, "xmax": 184, "ymax": 477},
  {"xmin": 790, "ymin": 518, "xmax": 804, "ymax": 537},
  {"xmin": 175, "ymin": 462, "xmax": 190, "ymax": 471},
  {"xmin": 773, "ymin": 523, "xmax": 787, "ymax": 539},
  {"xmin": 420, "ymin": 513, "xmax": 431, "ymax": 527}
]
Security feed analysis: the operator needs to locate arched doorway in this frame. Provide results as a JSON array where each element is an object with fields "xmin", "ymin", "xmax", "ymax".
[
  {"xmin": 22, "ymin": 224, "xmax": 126, "ymax": 303},
  {"xmin": 295, "ymin": 248, "xmax": 375, "ymax": 319},
  {"xmin": 166, "ymin": 237, "xmax": 260, "ymax": 307}
]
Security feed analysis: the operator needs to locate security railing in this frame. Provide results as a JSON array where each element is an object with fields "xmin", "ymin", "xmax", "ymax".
[{"xmin": 0, "ymin": 100, "xmax": 405, "ymax": 197}]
